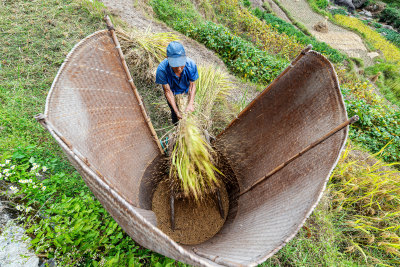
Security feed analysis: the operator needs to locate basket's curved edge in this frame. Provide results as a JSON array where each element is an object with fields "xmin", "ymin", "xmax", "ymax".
[
  {"xmin": 44, "ymin": 30, "xmax": 109, "ymax": 118},
  {"xmin": 252, "ymin": 50, "xmax": 349, "ymax": 265},
  {"xmin": 40, "ymin": 119, "xmax": 219, "ymax": 267},
  {"xmin": 40, "ymin": 29, "xmax": 218, "ymax": 266}
]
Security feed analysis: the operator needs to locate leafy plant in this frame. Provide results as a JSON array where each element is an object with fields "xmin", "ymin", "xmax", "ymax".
[
  {"xmin": 365, "ymin": 62, "xmax": 400, "ymax": 106},
  {"xmin": 271, "ymin": 0, "xmax": 313, "ymax": 36},
  {"xmin": 186, "ymin": 21, "xmax": 288, "ymax": 83},
  {"xmin": 242, "ymin": 0, "xmax": 251, "ymax": 7},
  {"xmin": 379, "ymin": 5, "xmax": 400, "ymax": 31},
  {"xmin": 209, "ymin": 0, "xmax": 303, "ymax": 60},
  {"xmin": 316, "ymin": 0, "xmax": 329, "ymax": 10},
  {"xmin": 151, "ymin": 0, "xmax": 289, "ymax": 83},
  {"xmin": 252, "ymin": 8, "xmax": 347, "ymax": 63},
  {"xmin": 334, "ymin": 14, "xmax": 400, "ymax": 65},
  {"xmin": 306, "ymin": 0, "xmax": 334, "ymax": 18},
  {"xmin": 376, "ymin": 27, "xmax": 400, "ymax": 48},
  {"xmin": 329, "ymin": 7, "xmax": 348, "ymax": 16},
  {"xmin": 345, "ymin": 99, "xmax": 400, "ymax": 163}
]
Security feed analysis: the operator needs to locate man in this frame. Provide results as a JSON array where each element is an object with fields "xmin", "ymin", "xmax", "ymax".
[{"xmin": 155, "ymin": 41, "xmax": 199, "ymax": 124}]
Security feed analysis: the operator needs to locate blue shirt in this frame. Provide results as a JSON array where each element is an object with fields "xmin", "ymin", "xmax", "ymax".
[{"xmin": 155, "ymin": 58, "xmax": 199, "ymax": 95}]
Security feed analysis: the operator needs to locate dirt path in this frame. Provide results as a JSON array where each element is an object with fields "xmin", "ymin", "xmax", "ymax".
[
  {"xmin": 102, "ymin": 0, "xmax": 226, "ymax": 69},
  {"xmin": 250, "ymin": 0, "xmax": 292, "ymax": 23},
  {"xmin": 268, "ymin": 0, "xmax": 292, "ymax": 23},
  {"xmin": 274, "ymin": 0, "xmax": 374, "ymax": 66},
  {"xmin": 100, "ymin": 0, "xmax": 259, "ymax": 107}
]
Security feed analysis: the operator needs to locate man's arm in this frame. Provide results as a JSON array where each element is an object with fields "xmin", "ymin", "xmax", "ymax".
[
  {"xmin": 162, "ymin": 84, "xmax": 182, "ymax": 120},
  {"xmin": 186, "ymin": 81, "xmax": 196, "ymax": 113}
]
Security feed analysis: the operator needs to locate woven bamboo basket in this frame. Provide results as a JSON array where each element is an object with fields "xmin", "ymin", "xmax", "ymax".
[{"xmin": 36, "ymin": 24, "xmax": 349, "ymax": 266}]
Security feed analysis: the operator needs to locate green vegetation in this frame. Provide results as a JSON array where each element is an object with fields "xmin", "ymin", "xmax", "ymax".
[
  {"xmin": 0, "ymin": 148, "xmax": 181, "ymax": 266},
  {"xmin": 0, "ymin": 0, "xmax": 179, "ymax": 265},
  {"xmin": 151, "ymin": 0, "xmax": 289, "ymax": 83},
  {"xmin": 346, "ymin": 99, "xmax": 400, "ymax": 162},
  {"xmin": 306, "ymin": 0, "xmax": 333, "ymax": 18},
  {"xmin": 350, "ymin": 57, "xmax": 364, "ymax": 68},
  {"xmin": 263, "ymin": 194, "xmax": 357, "ymax": 266},
  {"xmin": 335, "ymin": 14, "xmax": 400, "ymax": 64},
  {"xmin": 210, "ymin": 0, "xmax": 303, "ymax": 60},
  {"xmin": 251, "ymin": 8, "xmax": 347, "ymax": 63},
  {"xmin": 379, "ymin": 5, "xmax": 400, "ymax": 31},
  {"xmin": 329, "ymin": 144, "xmax": 400, "ymax": 265},
  {"xmin": 0, "ymin": 0, "xmax": 103, "ymax": 157},
  {"xmin": 266, "ymin": 143, "xmax": 400, "ymax": 266},
  {"xmin": 272, "ymin": 0, "xmax": 313, "ymax": 35},
  {"xmin": 373, "ymin": 24, "xmax": 400, "ymax": 48},
  {"xmin": 315, "ymin": 0, "xmax": 329, "ymax": 9},
  {"xmin": 365, "ymin": 62, "xmax": 400, "ymax": 106},
  {"xmin": 329, "ymin": 7, "xmax": 349, "ymax": 16},
  {"xmin": 334, "ymin": 67, "xmax": 400, "ymax": 163},
  {"xmin": 381, "ymin": 0, "xmax": 400, "ymax": 6}
]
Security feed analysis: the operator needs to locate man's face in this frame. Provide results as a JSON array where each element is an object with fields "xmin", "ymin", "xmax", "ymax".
[{"xmin": 171, "ymin": 65, "xmax": 185, "ymax": 76}]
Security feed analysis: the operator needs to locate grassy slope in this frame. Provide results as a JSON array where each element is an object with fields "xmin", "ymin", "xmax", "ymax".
[
  {"xmin": 0, "ymin": 0, "xmax": 103, "ymax": 154},
  {"xmin": 0, "ymin": 1, "xmax": 178, "ymax": 266}
]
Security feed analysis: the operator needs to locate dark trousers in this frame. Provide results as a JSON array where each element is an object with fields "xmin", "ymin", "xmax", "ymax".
[{"xmin": 167, "ymin": 101, "xmax": 179, "ymax": 125}]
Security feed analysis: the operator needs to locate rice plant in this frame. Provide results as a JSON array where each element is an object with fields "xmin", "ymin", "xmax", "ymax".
[
  {"xmin": 169, "ymin": 114, "xmax": 222, "ymax": 200},
  {"xmin": 194, "ymin": 65, "xmax": 232, "ymax": 128},
  {"xmin": 329, "ymin": 143, "xmax": 400, "ymax": 265},
  {"xmin": 116, "ymin": 27, "xmax": 180, "ymax": 80},
  {"xmin": 169, "ymin": 66, "xmax": 232, "ymax": 201}
]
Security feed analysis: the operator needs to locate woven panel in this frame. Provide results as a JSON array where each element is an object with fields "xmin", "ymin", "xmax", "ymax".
[
  {"xmin": 193, "ymin": 51, "xmax": 348, "ymax": 264},
  {"xmin": 44, "ymin": 36, "xmax": 347, "ymax": 266},
  {"xmin": 46, "ymin": 30, "xmax": 160, "ymax": 207}
]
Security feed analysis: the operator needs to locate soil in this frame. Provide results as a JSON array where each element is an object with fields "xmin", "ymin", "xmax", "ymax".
[
  {"xmin": 273, "ymin": 0, "xmax": 374, "ymax": 66},
  {"xmin": 0, "ymin": 181, "xmax": 39, "ymax": 266},
  {"xmin": 267, "ymin": 0, "xmax": 291, "ymax": 23},
  {"xmin": 101, "ymin": 0, "xmax": 226, "ymax": 68},
  {"xmin": 250, "ymin": 0, "xmax": 292, "ymax": 23},
  {"xmin": 152, "ymin": 179, "xmax": 229, "ymax": 245},
  {"xmin": 99, "ymin": 0, "xmax": 260, "ymax": 103}
]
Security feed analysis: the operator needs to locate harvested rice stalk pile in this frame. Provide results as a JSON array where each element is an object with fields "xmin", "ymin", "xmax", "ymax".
[
  {"xmin": 116, "ymin": 27, "xmax": 180, "ymax": 81},
  {"xmin": 169, "ymin": 67, "xmax": 231, "ymax": 201}
]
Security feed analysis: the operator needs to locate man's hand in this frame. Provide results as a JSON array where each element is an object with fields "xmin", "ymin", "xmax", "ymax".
[
  {"xmin": 185, "ymin": 102, "xmax": 194, "ymax": 113},
  {"xmin": 186, "ymin": 81, "xmax": 196, "ymax": 113},
  {"xmin": 176, "ymin": 111, "xmax": 182, "ymax": 120}
]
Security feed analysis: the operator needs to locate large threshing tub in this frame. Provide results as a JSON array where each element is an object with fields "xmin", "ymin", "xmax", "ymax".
[{"xmin": 37, "ymin": 25, "xmax": 348, "ymax": 266}]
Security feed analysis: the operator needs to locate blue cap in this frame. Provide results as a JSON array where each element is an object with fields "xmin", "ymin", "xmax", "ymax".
[{"xmin": 167, "ymin": 41, "xmax": 187, "ymax": 67}]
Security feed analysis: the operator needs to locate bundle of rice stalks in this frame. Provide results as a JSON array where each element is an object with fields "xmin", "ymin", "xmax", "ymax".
[
  {"xmin": 168, "ymin": 67, "xmax": 232, "ymax": 201},
  {"xmin": 169, "ymin": 114, "xmax": 222, "ymax": 201},
  {"xmin": 116, "ymin": 27, "xmax": 180, "ymax": 80},
  {"xmin": 329, "ymin": 143, "xmax": 400, "ymax": 264},
  {"xmin": 194, "ymin": 65, "xmax": 231, "ymax": 129}
]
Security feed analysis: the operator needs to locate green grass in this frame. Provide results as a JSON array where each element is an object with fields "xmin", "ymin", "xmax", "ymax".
[
  {"xmin": 271, "ymin": 0, "xmax": 313, "ymax": 36},
  {"xmin": 151, "ymin": 0, "xmax": 290, "ymax": 84},
  {"xmin": 0, "ymin": 0, "xmax": 103, "ymax": 155},
  {"xmin": 0, "ymin": 0, "xmax": 179, "ymax": 265},
  {"xmin": 263, "ymin": 195, "xmax": 358, "ymax": 266},
  {"xmin": 251, "ymin": 7, "xmax": 347, "ymax": 63},
  {"xmin": 365, "ymin": 62, "xmax": 400, "ymax": 107}
]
